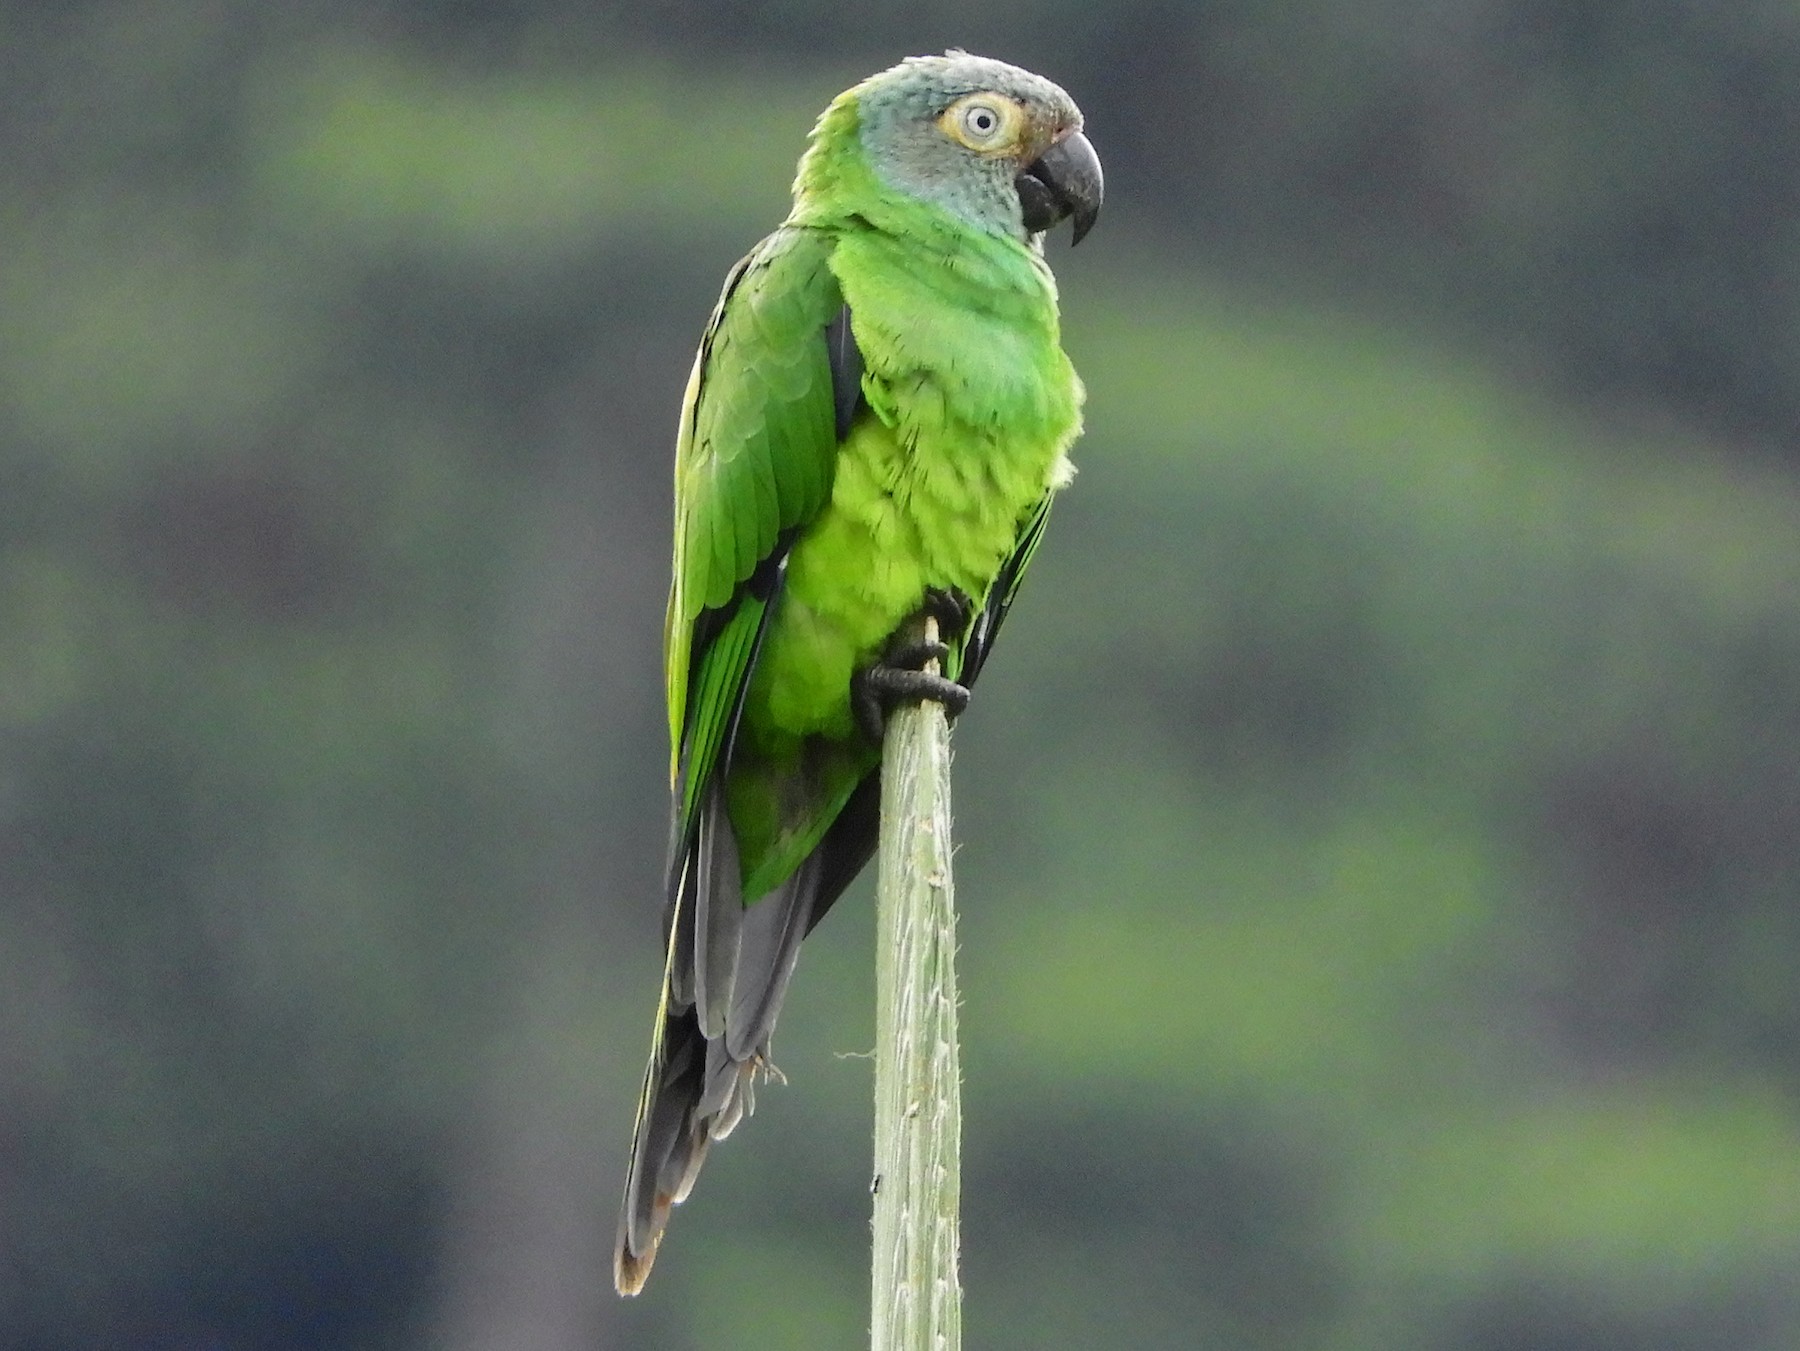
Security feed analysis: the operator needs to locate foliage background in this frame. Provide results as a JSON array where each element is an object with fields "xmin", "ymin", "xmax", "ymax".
[{"xmin": 6, "ymin": 2, "xmax": 1800, "ymax": 1347}]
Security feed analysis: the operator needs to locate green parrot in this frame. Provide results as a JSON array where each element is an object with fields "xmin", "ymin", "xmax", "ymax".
[{"xmin": 615, "ymin": 50, "xmax": 1101, "ymax": 1294}]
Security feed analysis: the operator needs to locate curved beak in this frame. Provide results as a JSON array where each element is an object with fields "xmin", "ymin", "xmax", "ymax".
[{"xmin": 1016, "ymin": 129, "xmax": 1103, "ymax": 245}]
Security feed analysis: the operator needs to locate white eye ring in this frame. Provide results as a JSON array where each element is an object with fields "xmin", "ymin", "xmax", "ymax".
[{"xmin": 961, "ymin": 101, "xmax": 1004, "ymax": 142}]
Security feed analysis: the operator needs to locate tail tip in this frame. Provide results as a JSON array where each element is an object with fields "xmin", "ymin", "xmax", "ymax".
[{"xmin": 614, "ymin": 1239, "xmax": 658, "ymax": 1297}]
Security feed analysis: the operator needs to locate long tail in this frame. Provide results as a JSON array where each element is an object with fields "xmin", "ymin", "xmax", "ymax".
[
  {"xmin": 612, "ymin": 773, "xmax": 880, "ymax": 1295},
  {"xmin": 613, "ymin": 798, "xmax": 823, "ymax": 1294}
]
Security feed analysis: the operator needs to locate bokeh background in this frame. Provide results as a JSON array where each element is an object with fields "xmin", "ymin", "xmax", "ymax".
[{"xmin": 7, "ymin": 2, "xmax": 1800, "ymax": 1347}]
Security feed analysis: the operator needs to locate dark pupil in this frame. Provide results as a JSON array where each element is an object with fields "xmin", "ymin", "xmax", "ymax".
[{"xmin": 972, "ymin": 110, "xmax": 993, "ymax": 132}]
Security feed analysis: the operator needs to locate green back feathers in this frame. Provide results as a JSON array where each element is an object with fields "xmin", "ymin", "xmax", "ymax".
[{"xmin": 665, "ymin": 230, "xmax": 845, "ymax": 794}]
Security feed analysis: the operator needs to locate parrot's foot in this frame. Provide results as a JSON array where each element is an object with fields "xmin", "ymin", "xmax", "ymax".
[
  {"xmin": 853, "ymin": 638, "xmax": 971, "ymax": 743},
  {"xmin": 851, "ymin": 590, "xmax": 977, "ymax": 742},
  {"xmin": 921, "ymin": 586, "xmax": 975, "ymax": 642}
]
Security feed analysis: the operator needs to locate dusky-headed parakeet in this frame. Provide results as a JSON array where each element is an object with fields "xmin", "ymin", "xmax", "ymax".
[{"xmin": 616, "ymin": 50, "xmax": 1101, "ymax": 1294}]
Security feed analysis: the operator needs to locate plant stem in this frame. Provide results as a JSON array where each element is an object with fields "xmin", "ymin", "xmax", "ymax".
[{"xmin": 871, "ymin": 615, "xmax": 962, "ymax": 1351}]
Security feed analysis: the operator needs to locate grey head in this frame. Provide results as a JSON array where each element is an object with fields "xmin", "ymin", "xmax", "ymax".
[{"xmin": 852, "ymin": 51, "xmax": 1103, "ymax": 245}]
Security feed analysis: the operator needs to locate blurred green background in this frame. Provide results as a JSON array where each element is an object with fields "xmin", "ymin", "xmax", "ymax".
[{"xmin": 6, "ymin": 2, "xmax": 1800, "ymax": 1348}]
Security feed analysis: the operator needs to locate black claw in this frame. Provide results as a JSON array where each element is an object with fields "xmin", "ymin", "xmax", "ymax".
[
  {"xmin": 926, "ymin": 673, "xmax": 972, "ymax": 718},
  {"xmin": 853, "ymin": 670, "xmax": 888, "ymax": 744},
  {"xmin": 886, "ymin": 639, "xmax": 951, "ymax": 671},
  {"xmin": 921, "ymin": 587, "xmax": 974, "ymax": 642},
  {"xmin": 853, "ymin": 662, "xmax": 972, "ymax": 742},
  {"xmin": 853, "ymin": 593, "xmax": 977, "ymax": 742},
  {"xmin": 867, "ymin": 667, "xmax": 971, "ymax": 716}
]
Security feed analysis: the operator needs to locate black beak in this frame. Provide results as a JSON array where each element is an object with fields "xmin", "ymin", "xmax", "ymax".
[{"xmin": 1016, "ymin": 130, "xmax": 1103, "ymax": 245}]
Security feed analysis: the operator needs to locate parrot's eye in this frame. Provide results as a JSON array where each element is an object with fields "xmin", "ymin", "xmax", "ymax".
[
  {"xmin": 939, "ymin": 93, "xmax": 1024, "ymax": 153},
  {"xmin": 962, "ymin": 102, "xmax": 1002, "ymax": 141}
]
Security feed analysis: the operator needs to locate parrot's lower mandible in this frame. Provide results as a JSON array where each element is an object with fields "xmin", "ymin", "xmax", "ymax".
[{"xmin": 615, "ymin": 50, "xmax": 1102, "ymax": 1295}]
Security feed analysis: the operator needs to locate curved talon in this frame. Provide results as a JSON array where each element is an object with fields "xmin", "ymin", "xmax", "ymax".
[
  {"xmin": 886, "ymin": 639, "xmax": 951, "ymax": 671},
  {"xmin": 853, "ymin": 663, "xmax": 972, "ymax": 742},
  {"xmin": 921, "ymin": 586, "xmax": 974, "ymax": 642},
  {"xmin": 853, "ymin": 670, "xmax": 888, "ymax": 744},
  {"xmin": 853, "ymin": 591, "xmax": 977, "ymax": 742},
  {"xmin": 871, "ymin": 667, "xmax": 969, "ymax": 714}
]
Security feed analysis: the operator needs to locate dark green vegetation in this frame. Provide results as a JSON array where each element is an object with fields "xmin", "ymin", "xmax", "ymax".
[{"xmin": 5, "ymin": 3, "xmax": 1800, "ymax": 1348}]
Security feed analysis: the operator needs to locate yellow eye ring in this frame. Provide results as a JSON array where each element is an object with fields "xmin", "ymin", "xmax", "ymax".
[{"xmin": 938, "ymin": 92, "xmax": 1025, "ymax": 153}]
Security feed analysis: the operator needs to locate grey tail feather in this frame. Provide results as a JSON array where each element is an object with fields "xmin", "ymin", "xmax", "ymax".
[
  {"xmin": 614, "ymin": 828, "xmax": 827, "ymax": 1295},
  {"xmin": 693, "ymin": 782, "xmax": 742, "ymax": 1038},
  {"xmin": 726, "ymin": 851, "xmax": 820, "ymax": 1060},
  {"xmin": 615, "ymin": 1005, "xmax": 706, "ymax": 1296}
]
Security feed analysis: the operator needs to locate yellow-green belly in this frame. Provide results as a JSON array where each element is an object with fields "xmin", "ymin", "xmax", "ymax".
[{"xmin": 725, "ymin": 411, "xmax": 1068, "ymax": 899}]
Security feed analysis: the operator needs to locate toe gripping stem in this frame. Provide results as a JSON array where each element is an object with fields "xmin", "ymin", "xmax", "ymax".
[{"xmin": 853, "ymin": 597, "xmax": 974, "ymax": 743}]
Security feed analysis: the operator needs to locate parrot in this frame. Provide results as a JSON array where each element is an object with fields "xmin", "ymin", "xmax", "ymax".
[{"xmin": 615, "ymin": 50, "xmax": 1101, "ymax": 1295}]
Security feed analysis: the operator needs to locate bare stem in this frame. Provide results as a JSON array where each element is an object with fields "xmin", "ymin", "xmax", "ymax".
[{"xmin": 871, "ymin": 615, "xmax": 962, "ymax": 1351}]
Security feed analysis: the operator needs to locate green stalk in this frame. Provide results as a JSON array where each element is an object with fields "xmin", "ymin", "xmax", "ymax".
[{"xmin": 870, "ymin": 616, "xmax": 962, "ymax": 1351}]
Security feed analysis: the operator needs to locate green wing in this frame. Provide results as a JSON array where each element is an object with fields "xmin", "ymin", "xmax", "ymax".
[
  {"xmin": 664, "ymin": 227, "xmax": 846, "ymax": 838},
  {"xmin": 951, "ymin": 489, "xmax": 1056, "ymax": 688},
  {"xmin": 618, "ymin": 227, "xmax": 854, "ymax": 1295}
]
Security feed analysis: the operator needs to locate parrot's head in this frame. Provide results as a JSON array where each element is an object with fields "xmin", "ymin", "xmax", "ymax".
[{"xmin": 828, "ymin": 51, "xmax": 1103, "ymax": 246}]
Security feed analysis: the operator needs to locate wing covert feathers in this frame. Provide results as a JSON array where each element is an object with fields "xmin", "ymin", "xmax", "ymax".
[{"xmin": 666, "ymin": 227, "xmax": 845, "ymax": 745}]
